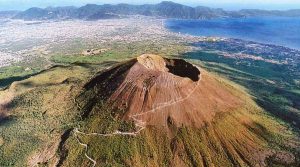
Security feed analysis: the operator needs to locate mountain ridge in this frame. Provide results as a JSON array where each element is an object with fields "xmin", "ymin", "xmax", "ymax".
[{"xmin": 4, "ymin": 1, "xmax": 300, "ymax": 20}]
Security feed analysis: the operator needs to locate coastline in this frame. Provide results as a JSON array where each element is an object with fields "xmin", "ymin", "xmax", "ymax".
[{"xmin": 165, "ymin": 17, "xmax": 300, "ymax": 51}]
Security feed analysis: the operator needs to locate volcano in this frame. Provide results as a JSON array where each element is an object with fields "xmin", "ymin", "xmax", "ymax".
[
  {"xmin": 1, "ymin": 54, "xmax": 298, "ymax": 166},
  {"xmin": 81, "ymin": 54, "xmax": 243, "ymax": 128},
  {"xmin": 71, "ymin": 54, "xmax": 298, "ymax": 167}
]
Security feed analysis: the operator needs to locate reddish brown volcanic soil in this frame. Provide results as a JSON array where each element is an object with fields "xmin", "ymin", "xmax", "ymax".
[
  {"xmin": 110, "ymin": 54, "xmax": 242, "ymax": 128},
  {"xmin": 83, "ymin": 54, "xmax": 243, "ymax": 128}
]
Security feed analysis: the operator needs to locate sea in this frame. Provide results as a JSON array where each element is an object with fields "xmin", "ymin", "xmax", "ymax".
[{"xmin": 165, "ymin": 17, "xmax": 300, "ymax": 50}]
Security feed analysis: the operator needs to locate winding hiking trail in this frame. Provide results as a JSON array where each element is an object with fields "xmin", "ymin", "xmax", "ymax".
[{"xmin": 73, "ymin": 70, "xmax": 202, "ymax": 167}]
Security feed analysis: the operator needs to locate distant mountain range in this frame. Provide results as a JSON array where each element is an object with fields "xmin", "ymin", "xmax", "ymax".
[
  {"xmin": 0, "ymin": 11, "xmax": 19, "ymax": 19},
  {"xmin": 3, "ymin": 1, "xmax": 300, "ymax": 20}
]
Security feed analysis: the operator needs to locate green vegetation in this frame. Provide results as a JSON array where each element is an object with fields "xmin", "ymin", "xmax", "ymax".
[
  {"xmin": 1, "ymin": 42, "xmax": 299, "ymax": 166},
  {"xmin": 184, "ymin": 51, "xmax": 300, "ymax": 130},
  {"xmin": 0, "ymin": 64, "xmax": 97, "ymax": 166},
  {"xmin": 61, "ymin": 92, "xmax": 298, "ymax": 167},
  {"xmin": 0, "ymin": 55, "xmax": 48, "ymax": 89}
]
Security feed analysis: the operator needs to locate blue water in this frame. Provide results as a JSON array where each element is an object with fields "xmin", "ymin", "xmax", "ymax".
[{"xmin": 166, "ymin": 17, "xmax": 300, "ymax": 50}]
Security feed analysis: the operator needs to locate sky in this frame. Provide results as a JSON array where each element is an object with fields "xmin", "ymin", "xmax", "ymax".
[{"xmin": 0, "ymin": 0, "xmax": 300, "ymax": 11}]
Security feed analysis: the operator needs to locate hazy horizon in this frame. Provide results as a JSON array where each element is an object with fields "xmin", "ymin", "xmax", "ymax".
[{"xmin": 0, "ymin": 0, "xmax": 300, "ymax": 11}]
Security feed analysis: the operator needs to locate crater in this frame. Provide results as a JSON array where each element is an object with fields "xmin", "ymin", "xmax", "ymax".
[
  {"xmin": 165, "ymin": 59, "xmax": 200, "ymax": 82},
  {"xmin": 137, "ymin": 54, "xmax": 200, "ymax": 82}
]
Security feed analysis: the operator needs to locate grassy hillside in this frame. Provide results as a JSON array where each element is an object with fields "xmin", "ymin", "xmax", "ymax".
[{"xmin": 0, "ymin": 63, "xmax": 111, "ymax": 166}]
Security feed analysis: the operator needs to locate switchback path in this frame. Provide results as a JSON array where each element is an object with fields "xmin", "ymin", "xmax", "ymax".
[{"xmin": 73, "ymin": 71, "xmax": 202, "ymax": 167}]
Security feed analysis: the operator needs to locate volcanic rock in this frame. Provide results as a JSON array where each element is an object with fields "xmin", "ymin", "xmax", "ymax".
[{"xmin": 82, "ymin": 54, "xmax": 243, "ymax": 128}]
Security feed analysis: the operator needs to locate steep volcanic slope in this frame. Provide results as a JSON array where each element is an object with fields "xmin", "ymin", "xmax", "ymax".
[
  {"xmin": 81, "ymin": 54, "xmax": 242, "ymax": 128},
  {"xmin": 66, "ymin": 54, "xmax": 299, "ymax": 167}
]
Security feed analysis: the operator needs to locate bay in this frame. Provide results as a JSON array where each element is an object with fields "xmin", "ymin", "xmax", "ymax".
[{"xmin": 166, "ymin": 17, "xmax": 300, "ymax": 50}]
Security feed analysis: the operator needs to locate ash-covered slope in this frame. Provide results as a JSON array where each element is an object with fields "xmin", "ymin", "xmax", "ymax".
[{"xmin": 81, "ymin": 54, "xmax": 242, "ymax": 128}]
